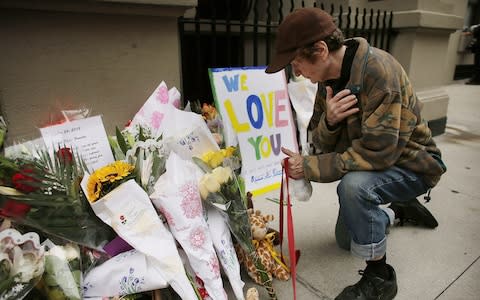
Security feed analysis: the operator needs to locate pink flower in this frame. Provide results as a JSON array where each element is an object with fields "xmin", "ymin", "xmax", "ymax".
[
  {"xmin": 209, "ymin": 254, "xmax": 221, "ymax": 278},
  {"xmin": 190, "ymin": 227, "xmax": 206, "ymax": 249},
  {"xmin": 150, "ymin": 111, "xmax": 164, "ymax": 129},
  {"xmin": 156, "ymin": 86, "xmax": 169, "ymax": 104},
  {"xmin": 180, "ymin": 182, "xmax": 202, "ymax": 219}
]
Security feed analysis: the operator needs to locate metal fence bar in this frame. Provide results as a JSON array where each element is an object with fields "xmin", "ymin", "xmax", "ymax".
[
  {"xmin": 226, "ymin": 0, "xmax": 232, "ymax": 65},
  {"xmin": 178, "ymin": 1, "xmax": 395, "ymax": 103},
  {"xmin": 209, "ymin": 1, "xmax": 217, "ymax": 66},
  {"xmin": 253, "ymin": 0, "xmax": 259, "ymax": 66},
  {"xmin": 266, "ymin": 0, "xmax": 272, "ymax": 63}
]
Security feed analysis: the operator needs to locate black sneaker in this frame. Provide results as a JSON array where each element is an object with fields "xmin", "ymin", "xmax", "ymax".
[
  {"xmin": 389, "ymin": 198, "xmax": 438, "ymax": 228},
  {"xmin": 335, "ymin": 264, "xmax": 398, "ymax": 300}
]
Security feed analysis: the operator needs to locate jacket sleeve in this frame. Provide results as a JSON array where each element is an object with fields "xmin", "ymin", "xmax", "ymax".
[{"xmin": 304, "ymin": 84, "xmax": 417, "ymax": 183}]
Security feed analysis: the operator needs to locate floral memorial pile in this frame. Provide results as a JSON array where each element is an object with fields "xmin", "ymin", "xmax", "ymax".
[{"xmin": 0, "ymin": 81, "xmax": 295, "ymax": 300}]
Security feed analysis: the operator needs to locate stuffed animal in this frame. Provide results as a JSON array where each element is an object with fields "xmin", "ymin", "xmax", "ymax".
[{"xmin": 236, "ymin": 209, "xmax": 290, "ymax": 285}]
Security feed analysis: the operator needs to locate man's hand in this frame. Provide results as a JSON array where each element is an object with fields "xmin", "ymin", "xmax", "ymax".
[
  {"xmin": 281, "ymin": 147, "xmax": 305, "ymax": 179},
  {"xmin": 325, "ymin": 86, "xmax": 360, "ymax": 127}
]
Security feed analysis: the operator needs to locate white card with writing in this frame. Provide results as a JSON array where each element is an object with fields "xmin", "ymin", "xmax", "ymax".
[{"xmin": 40, "ymin": 115, "xmax": 114, "ymax": 171}]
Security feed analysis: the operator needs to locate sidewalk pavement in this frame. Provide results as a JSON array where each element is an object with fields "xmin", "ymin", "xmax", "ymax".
[{"xmin": 228, "ymin": 81, "xmax": 480, "ymax": 300}]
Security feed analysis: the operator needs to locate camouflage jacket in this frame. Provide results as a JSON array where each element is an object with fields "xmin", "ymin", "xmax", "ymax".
[{"xmin": 304, "ymin": 38, "xmax": 446, "ymax": 187}]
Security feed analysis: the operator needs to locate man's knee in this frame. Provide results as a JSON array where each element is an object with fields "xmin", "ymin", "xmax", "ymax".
[{"xmin": 337, "ymin": 172, "xmax": 371, "ymax": 204}]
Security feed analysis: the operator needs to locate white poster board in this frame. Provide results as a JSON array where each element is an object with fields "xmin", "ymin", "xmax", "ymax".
[
  {"xmin": 209, "ymin": 66, "xmax": 298, "ymax": 195},
  {"xmin": 40, "ymin": 115, "xmax": 114, "ymax": 171}
]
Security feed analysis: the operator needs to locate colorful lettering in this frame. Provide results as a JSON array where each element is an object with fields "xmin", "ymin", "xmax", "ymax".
[
  {"xmin": 240, "ymin": 74, "xmax": 248, "ymax": 91},
  {"xmin": 260, "ymin": 92, "xmax": 274, "ymax": 128},
  {"xmin": 222, "ymin": 74, "xmax": 239, "ymax": 92},
  {"xmin": 246, "ymin": 95, "xmax": 264, "ymax": 129},
  {"xmin": 275, "ymin": 90, "xmax": 289, "ymax": 127},
  {"xmin": 224, "ymin": 99, "xmax": 250, "ymax": 132}
]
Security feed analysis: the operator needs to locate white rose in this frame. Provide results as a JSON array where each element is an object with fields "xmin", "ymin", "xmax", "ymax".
[
  {"xmin": 199, "ymin": 177, "xmax": 210, "ymax": 200},
  {"xmin": 202, "ymin": 173, "xmax": 221, "ymax": 193},
  {"xmin": 63, "ymin": 244, "xmax": 80, "ymax": 261},
  {"xmin": 211, "ymin": 166, "xmax": 232, "ymax": 185}
]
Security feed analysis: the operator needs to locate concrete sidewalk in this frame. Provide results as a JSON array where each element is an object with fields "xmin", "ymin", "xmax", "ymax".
[{"xmin": 231, "ymin": 81, "xmax": 480, "ymax": 300}]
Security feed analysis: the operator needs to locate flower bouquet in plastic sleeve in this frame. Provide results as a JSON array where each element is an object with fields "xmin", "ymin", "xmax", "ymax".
[
  {"xmin": 194, "ymin": 153, "xmax": 277, "ymax": 299},
  {"xmin": 161, "ymin": 105, "xmax": 220, "ymax": 161},
  {"xmin": 109, "ymin": 124, "xmax": 169, "ymax": 195},
  {"xmin": 150, "ymin": 152, "xmax": 227, "ymax": 300},
  {"xmin": 205, "ymin": 205, "xmax": 245, "ymax": 300},
  {"xmin": 201, "ymin": 103, "xmax": 225, "ymax": 147},
  {"xmin": 82, "ymin": 249, "xmax": 168, "ymax": 298},
  {"xmin": 37, "ymin": 240, "xmax": 82, "ymax": 300},
  {"xmin": 0, "ymin": 147, "xmax": 115, "ymax": 250},
  {"xmin": 127, "ymin": 81, "xmax": 181, "ymax": 138},
  {"xmin": 286, "ymin": 74, "xmax": 315, "ymax": 202},
  {"xmin": 84, "ymin": 161, "xmax": 197, "ymax": 300},
  {"xmin": 0, "ymin": 228, "xmax": 45, "ymax": 300}
]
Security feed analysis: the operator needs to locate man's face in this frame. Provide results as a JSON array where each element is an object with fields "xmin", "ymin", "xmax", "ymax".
[{"xmin": 290, "ymin": 53, "xmax": 328, "ymax": 84}]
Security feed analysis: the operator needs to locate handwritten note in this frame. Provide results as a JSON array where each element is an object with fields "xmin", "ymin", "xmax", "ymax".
[{"xmin": 40, "ymin": 115, "xmax": 114, "ymax": 171}]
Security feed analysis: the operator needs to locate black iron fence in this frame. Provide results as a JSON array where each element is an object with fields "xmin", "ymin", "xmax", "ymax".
[{"xmin": 178, "ymin": 0, "xmax": 394, "ymax": 104}]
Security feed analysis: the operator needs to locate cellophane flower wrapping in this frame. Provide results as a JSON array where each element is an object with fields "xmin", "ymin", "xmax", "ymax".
[
  {"xmin": 205, "ymin": 205, "xmax": 245, "ymax": 300},
  {"xmin": 0, "ymin": 148, "xmax": 116, "ymax": 251},
  {"xmin": 161, "ymin": 106, "xmax": 220, "ymax": 161},
  {"xmin": 286, "ymin": 75, "xmax": 315, "ymax": 202},
  {"xmin": 110, "ymin": 124, "xmax": 169, "ymax": 196},
  {"xmin": 286, "ymin": 75, "xmax": 316, "ymax": 155},
  {"xmin": 0, "ymin": 228, "xmax": 45, "ymax": 300},
  {"xmin": 82, "ymin": 249, "xmax": 168, "ymax": 297},
  {"xmin": 128, "ymin": 81, "xmax": 181, "ymax": 137},
  {"xmin": 88, "ymin": 179, "xmax": 197, "ymax": 300},
  {"xmin": 39, "ymin": 240, "xmax": 82, "ymax": 300},
  {"xmin": 150, "ymin": 152, "xmax": 227, "ymax": 300},
  {"xmin": 196, "ymin": 159, "xmax": 277, "ymax": 299}
]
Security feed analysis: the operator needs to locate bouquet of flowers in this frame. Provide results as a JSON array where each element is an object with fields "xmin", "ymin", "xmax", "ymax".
[
  {"xmin": 38, "ymin": 241, "xmax": 82, "ymax": 300},
  {"xmin": 150, "ymin": 152, "xmax": 227, "ymax": 300},
  {"xmin": 0, "ymin": 228, "xmax": 45, "ymax": 300},
  {"xmin": 201, "ymin": 103, "xmax": 224, "ymax": 148},
  {"xmin": 204, "ymin": 205, "xmax": 245, "ymax": 300},
  {"xmin": 83, "ymin": 249, "xmax": 169, "ymax": 297},
  {"xmin": 85, "ymin": 161, "xmax": 198, "ymax": 299},
  {"xmin": 109, "ymin": 124, "xmax": 168, "ymax": 195},
  {"xmin": 195, "ymin": 151, "xmax": 277, "ymax": 299},
  {"xmin": 0, "ymin": 147, "xmax": 116, "ymax": 250}
]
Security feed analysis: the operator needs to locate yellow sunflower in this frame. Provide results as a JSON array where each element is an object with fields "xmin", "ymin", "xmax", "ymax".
[
  {"xmin": 86, "ymin": 176, "xmax": 102, "ymax": 202},
  {"xmin": 86, "ymin": 161, "xmax": 134, "ymax": 202}
]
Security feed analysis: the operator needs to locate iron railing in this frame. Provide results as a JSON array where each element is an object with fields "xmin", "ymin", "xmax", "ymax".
[{"xmin": 178, "ymin": 0, "xmax": 394, "ymax": 104}]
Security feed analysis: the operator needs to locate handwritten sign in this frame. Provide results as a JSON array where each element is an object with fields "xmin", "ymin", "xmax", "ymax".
[
  {"xmin": 40, "ymin": 115, "xmax": 114, "ymax": 171},
  {"xmin": 209, "ymin": 66, "xmax": 298, "ymax": 195}
]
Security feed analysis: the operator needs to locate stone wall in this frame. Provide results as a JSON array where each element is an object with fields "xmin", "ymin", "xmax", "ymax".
[{"xmin": 0, "ymin": 0, "xmax": 195, "ymax": 142}]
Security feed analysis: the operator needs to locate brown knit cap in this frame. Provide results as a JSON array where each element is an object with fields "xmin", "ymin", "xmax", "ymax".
[{"xmin": 266, "ymin": 7, "xmax": 337, "ymax": 73}]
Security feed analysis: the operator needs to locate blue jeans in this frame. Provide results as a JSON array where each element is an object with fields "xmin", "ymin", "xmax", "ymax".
[{"xmin": 335, "ymin": 166, "xmax": 430, "ymax": 260}]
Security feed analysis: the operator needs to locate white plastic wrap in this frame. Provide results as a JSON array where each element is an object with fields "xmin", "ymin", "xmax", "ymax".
[
  {"xmin": 205, "ymin": 206, "xmax": 245, "ymax": 300},
  {"xmin": 150, "ymin": 152, "xmax": 227, "ymax": 300},
  {"xmin": 83, "ymin": 249, "xmax": 168, "ymax": 297},
  {"xmin": 90, "ymin": 179, "xmax": 197, "ymax": 300}
]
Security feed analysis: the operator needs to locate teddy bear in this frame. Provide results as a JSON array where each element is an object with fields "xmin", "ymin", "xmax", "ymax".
[{"xmin": 236, "ymin": 209, "xmax": 290, "ymax": 285}]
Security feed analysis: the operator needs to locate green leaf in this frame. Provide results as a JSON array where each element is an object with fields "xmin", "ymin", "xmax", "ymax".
[
  {"xmin": 138, "ymin": 126, "xmax": 146, "ymax": 142},
  {"xmin": 192, "ymin": 157, "xmax": 212, "ymax": 173},
  {"xmin": 116, "ymin": 126, "xmax": 129, "ymax": 155}
]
